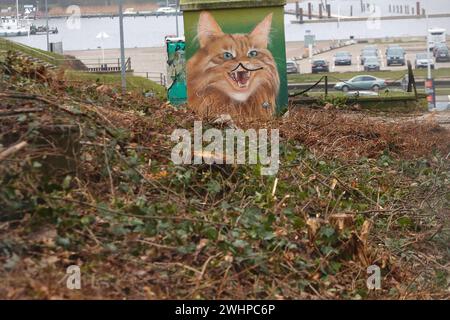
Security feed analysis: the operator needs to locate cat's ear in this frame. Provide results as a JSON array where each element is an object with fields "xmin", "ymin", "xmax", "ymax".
[
  {"xmin": 250, "ymin": 13, "xmax": 273, "ymax": 48},
  {"xmin": 197, "ymin": 11, "xmax": 224, "ymax": 48}
]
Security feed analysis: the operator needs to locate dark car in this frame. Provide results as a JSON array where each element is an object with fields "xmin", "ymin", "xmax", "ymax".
[
  {"xmin": 286, "ymin": 60, "xmax": 299, "ymax": 74},
  {"xmin": 433, "ymin": 43, "xmax": 448, "ymax": 57},
  {"xmin": 360, "ymin": 48, "xmax": 378, "ymax": 65},
  {"xmin": 334, "ymin": 51, "xmax": 352, "ymax": 65},
  {"xmin": 385, "ymin": 44, "xmax": 401, "ymax": 55},
  {"xmin": 311, "ymin": 59, "xmax": 329, "ymax": 73},
  {"xmin": 435, "ymin": 47, "xmax": 450, "ymax": 62},
  {"xmin": 386, "ymin": 47, "xmax": 405, "ymax": 66}
]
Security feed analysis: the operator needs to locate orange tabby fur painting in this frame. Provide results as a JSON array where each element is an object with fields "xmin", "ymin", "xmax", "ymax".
[{"xmin": 187, "ymin": 11, "xmax": 280, "ymax": 119}]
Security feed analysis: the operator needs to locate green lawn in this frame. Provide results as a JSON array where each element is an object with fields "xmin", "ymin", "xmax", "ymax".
[
  {"xmin": 0, "ymin": 38, "xmax": 166, "ymax": 99},
  {"xmin": 288, "ymin": 68, "xmax": 450, "ymax": 83},
  {"xmin": 0, "ymin": 37, "xmax": 65, "ymax": 66},
  {"xmin": 65, "ymin": 70, "xmax": 166, "ymax": 99}
]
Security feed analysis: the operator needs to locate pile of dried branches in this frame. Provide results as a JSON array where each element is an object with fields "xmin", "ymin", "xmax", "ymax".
[{"xmin": 0, "ymin": 51, "xmax": 449, "ymax": 300}]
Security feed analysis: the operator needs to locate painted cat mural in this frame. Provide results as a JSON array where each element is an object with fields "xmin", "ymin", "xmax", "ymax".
[{"xmin": 187, "ymin": 11, "xmax": 280, "ymax": 119}]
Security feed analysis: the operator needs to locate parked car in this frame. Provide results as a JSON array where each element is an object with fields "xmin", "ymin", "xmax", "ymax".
[
  {"xmin": 435, "ymin": 47, "xmax": 450, "ymax": 62},
  {"xmin": 364, "ymin": 57, "xmax": 381, "ymax": 71},
  {"xmin": 386, "ymin": 46, "xmax": 405, "ymax": 66},
  {"xmin": 286, "ymin": 60, "xmax": 299, "ymax": 74},
  {"xmin": 311, "ymin": 59, "xmax": 329, "ymax": 73},
  {"xmin": 360, "ymin": 48, "xmax": 378, "ymax": 65},
  {"xmin": 385, "ymin": 44, "xmax": 402, "ymax": 55},
  {"xmin": 432, "ymin": 43, "xmax": 447, "ymax": 56},
  {"xmin": 334, "ymin": 75, "xmax": 387, "ymax": 92},
  {"xmin": 415, "ymin": 53, "xmax": 435, "ymax": 69},
  {"xmin": 364, "ymin": 45, "xmax": 379, "ymax": 52},
  {"xmin": 334, "ymin": 51, "xmax": 352, "ymax": 65}
]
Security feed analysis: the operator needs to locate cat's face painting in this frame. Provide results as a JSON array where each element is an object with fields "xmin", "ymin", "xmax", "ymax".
[{"xmin": 187, "ymin": 11, "xmax": 280, "ymax": 118}]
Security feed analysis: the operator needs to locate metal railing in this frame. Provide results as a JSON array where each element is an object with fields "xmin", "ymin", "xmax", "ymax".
[
  {"xmin": 83, "ymin": 57, "xmax": 132, "ymax": 73},
  {"xmin": 289, "ymin": 61, "xmax": 419, "ymax": 99},
  {"xmin": 133, "ymin": 71, "xmax": 167, "ymax": 86}
]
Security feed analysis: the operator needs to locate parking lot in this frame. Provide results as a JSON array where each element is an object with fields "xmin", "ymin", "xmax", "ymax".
[{"xmin": 289, "ymin": 41, "xmax": 450, "ymax": 74}]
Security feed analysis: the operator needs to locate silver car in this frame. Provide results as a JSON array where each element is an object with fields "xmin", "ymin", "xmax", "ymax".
[
  {"xmin": 415, "ymin": 53, "xmax": 435, "ymax": 69},
  {"xmin": 364, "ymin": 57, "xmax": 381, "ymax": 71},
  {"xmin": 286, "ymin": 60, "xmax": 299, "ymax": 74}
]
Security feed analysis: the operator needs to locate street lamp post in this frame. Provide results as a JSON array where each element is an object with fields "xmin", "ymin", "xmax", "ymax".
[
  {"xmin": 176, "ymin": 0, "xmax": 180, "ymax": 37},
  {"xmin": 118, "ymin": 0, "xmax": 127, "ymax": 92},
  {"xmin": 45, "ymin": 0, "xmax": 49, "ymax": 51},
  {"xmin": 425, "ymin": 10, "xmax": 436, "ymax": 110},
  {"xmin": 426, "ymin": 12, "xmax": 432, "ymax": 80}
]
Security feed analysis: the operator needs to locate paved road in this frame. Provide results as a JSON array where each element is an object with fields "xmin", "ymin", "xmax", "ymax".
[{"xmin": 291, "ymin": 41, "xmax": 450, "ymax": 74}]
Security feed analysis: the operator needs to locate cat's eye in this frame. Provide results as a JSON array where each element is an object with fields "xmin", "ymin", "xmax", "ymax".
[
  {"xmin": 223, "ymin": 52, "xmax": 234, "ymax": 60},
  {"xmin": 248, "ymin": 50, "xmax": 258, "ymax": 58}
]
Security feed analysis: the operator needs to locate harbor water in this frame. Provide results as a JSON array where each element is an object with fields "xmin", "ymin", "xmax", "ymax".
[{"xmin": 4, "ymin": 0, "xmax": 450, "ymax": 51}]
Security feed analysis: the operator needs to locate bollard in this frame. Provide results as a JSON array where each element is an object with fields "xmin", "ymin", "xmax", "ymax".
[
  {"xmin": 319, "ymin": 5, "xmax": 323, "ymax": 19},
  {"xmin": 308, "ymin": 2, "xmax": 312, "ymax": 19},
  {"xmin": 416, "ymin": 2, "xmax": 421, "ymax": 16},
  {"xmin": 180, "ymin": 0, "xmax": 288, "ymax": 117},
  {"xmin": 326, "ymin": 4, "xmax": 331, "ymax": 18},
  {"xmin": 295, "ymin": 1, "xmax": 299, "ymax": 19},
  {"xmin": 299, "ymin": 8, "xmax": 304, "ymax": 23}
]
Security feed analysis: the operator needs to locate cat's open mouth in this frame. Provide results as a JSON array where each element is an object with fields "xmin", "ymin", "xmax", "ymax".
[{"xmin": 229, "ymin": 69, "xmax": 251, "ymax": 88}]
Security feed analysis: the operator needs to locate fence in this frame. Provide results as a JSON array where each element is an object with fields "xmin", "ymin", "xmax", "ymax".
[
  {"xmin": 83, "ymin": 57, "xmax": 132, "ymax": 73},
  {"xmin": 289, "ymin": 61, "xmax": 419, "ymax": 99},
  {"xmin": 133, "ymin": 72, "xmax": 167, "ymax": 87}
]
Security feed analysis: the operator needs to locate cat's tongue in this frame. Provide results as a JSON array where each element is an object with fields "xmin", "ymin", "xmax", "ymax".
[{"xmin": 236, "ymin": 71, "xmax": 250, "ymax": 86}]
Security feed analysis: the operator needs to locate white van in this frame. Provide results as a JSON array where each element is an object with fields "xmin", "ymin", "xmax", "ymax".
[{"xmin": 428, "ymin": 28, "xmax": 447, "ymax": 50}]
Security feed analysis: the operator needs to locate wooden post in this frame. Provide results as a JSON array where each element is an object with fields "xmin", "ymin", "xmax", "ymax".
[
  {"xmin": 308, "ymin": 2, "xmax": 312, "ymax": 19},
  {"xmin": 324, "ymin": 76, "xmax": 328, "ymax": 97},
  {"xmin": 407, "ymin": 61, "xmax": 418, "ymax": 100}
]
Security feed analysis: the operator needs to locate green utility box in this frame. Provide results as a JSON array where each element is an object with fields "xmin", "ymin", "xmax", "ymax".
[
  {"xmin": 166, "ymin": 36, "xmax": 187, "ymax": 105},
  {"xmin": 180, "ymin": 0, "xmax": 288, "ymax": 118}
]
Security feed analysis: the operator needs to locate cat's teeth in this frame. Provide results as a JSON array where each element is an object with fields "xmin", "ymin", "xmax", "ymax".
[{"xmin": 230, "ymin": 70, "xmax": 250, "ymax": 87}]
